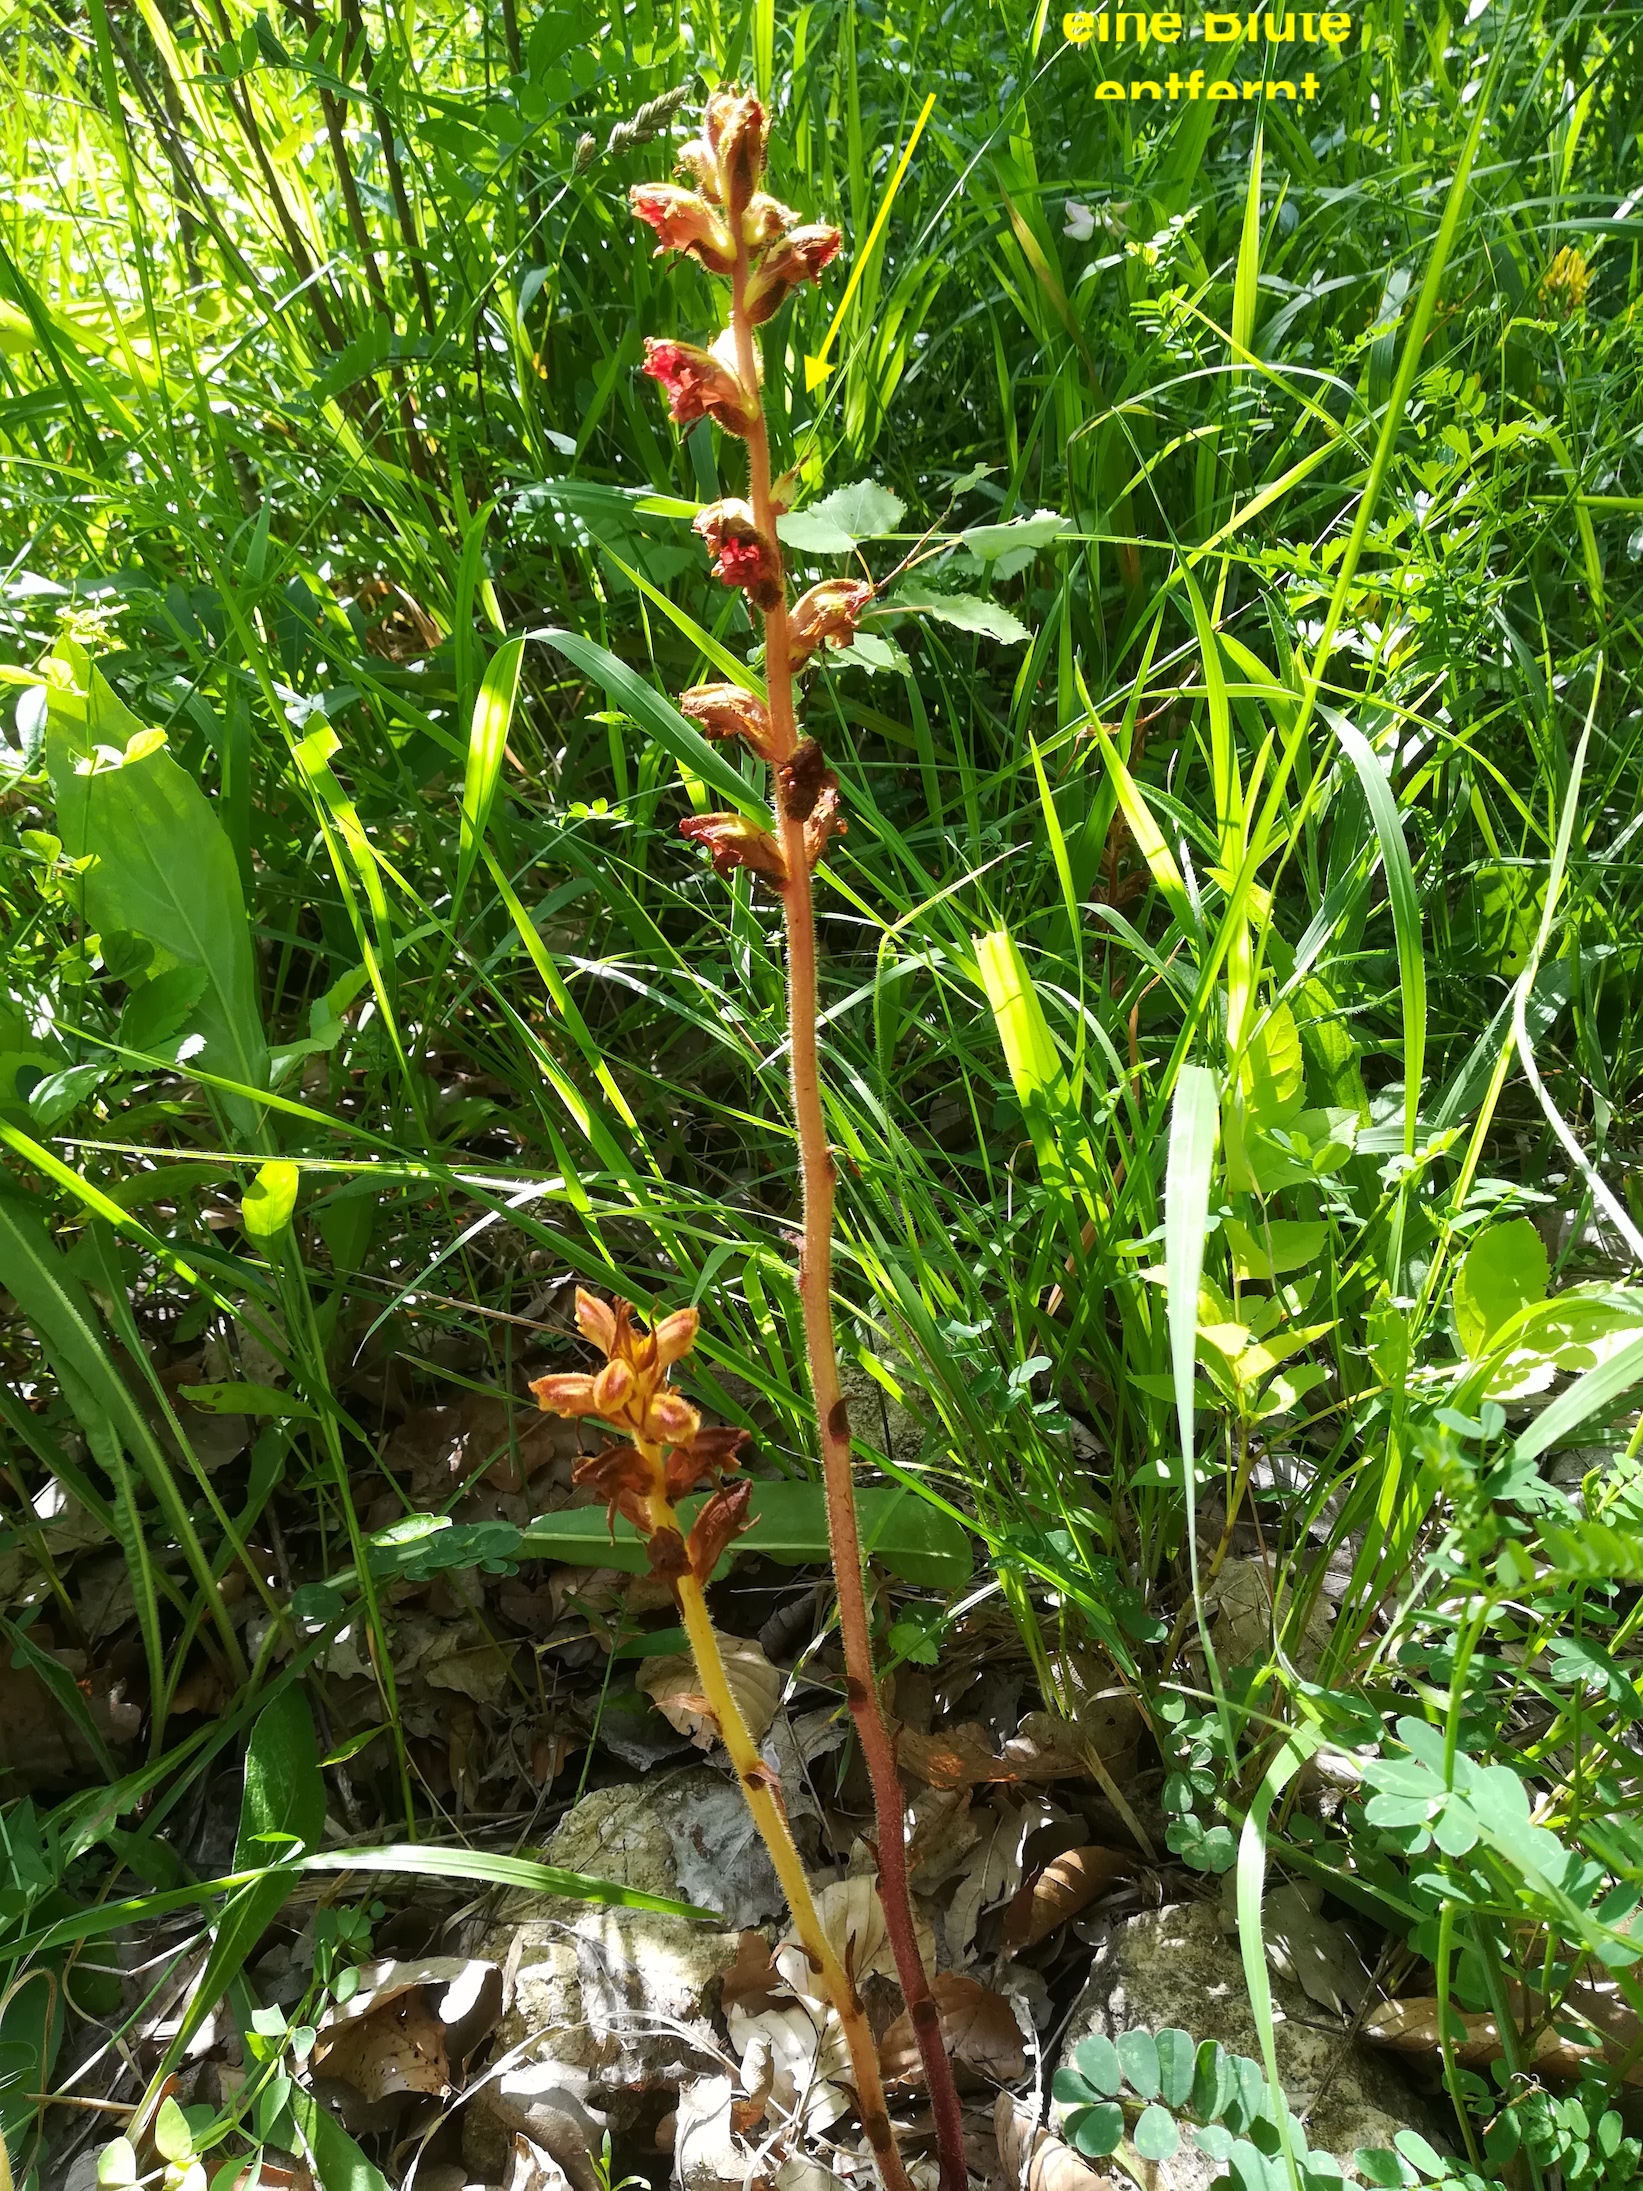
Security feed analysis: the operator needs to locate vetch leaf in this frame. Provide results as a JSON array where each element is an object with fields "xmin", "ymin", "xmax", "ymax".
[
  {"xmin": 1134, "ymin": 2106, "xmax": 1180, "ymax": 2162},
  {"xmin": 1072, "ymin": 2034, "xmax": 1122, "ymax": 2098},
  {"xmin": 1116, "ymin": 2028, "xmax": 1160, "ymax": 2099}
]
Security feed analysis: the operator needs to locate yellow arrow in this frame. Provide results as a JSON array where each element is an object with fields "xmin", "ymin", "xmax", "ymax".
[{"xmin": 804, "ymin": 93, "xmax": 936, "ymax": 395}]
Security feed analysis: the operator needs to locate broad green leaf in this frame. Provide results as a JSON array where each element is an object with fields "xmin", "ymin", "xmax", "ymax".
[
  {"xmin": 1515, "ymin": 1330, "xmax": 1643, "ymax": 1462},
  {"xmin": 883, "ymin": 583, "xmax": 1029, "ymax": 645},
  {"xmin": 1330, "ymin": 714, "xmax": 1426, "ymax": 1156},
  {"xmin": 177, "ymin": 1382, "xmax": 319, "ymax": 1420},
  {"xmin": 1454, "ymin": 1219, "xmax": 1548, "ymax": 1358},
  {"xmin": 153, "ymin": 2099, "xmax": 193, "ymax": 2165},
  {"xmin": 1117, "ymin": 2028, "xmax": 1161, "ymax": 2099},
  {"xmin": 1155, "ymin": 2027, "xmax": 1198, "ymax": 2109},
  {"xmin": 1240, "ymin": 1003, "xmax": 1306, "ymax": 1128},
  {"xmin": 1072, "ymin": 2033, "xmax": 1123, "ymax": 2098},
  {"xmin": 779, "ymin": 478, "xmax": 905, "ymax": 553},
  {"xmin": 1135, "ymin": 2105, "xmax": 1181, "ymax": 2162},
  {"xmin": 289, "ymin": 2088, "xmax": 391, "ymax": 2191},
  {"xmin": 1068, "ymin": 2102, "xmax": 1125, "ymax": 2158},
  {"xmin": 242, "ymin": 1159, "xmax": 299, "ymax": 1243},
  {"xmin": 150, "ymin": 1688, "xmax": 326, "ymax": 2085},
  {"xmin": 45, "ymin": 642, "xmax": 267, "ymax": 1125},
  {"xmin": 961, "ymin": 510, "xmax": 1074, "ymax": 560},
  {"xmin": 521, "ymin": 1482, "xmax": 971, "ymax": 1590},
  {"xmin": 1222, "ymin": 1218, "xmax": 1329, "ymax": 1282}
]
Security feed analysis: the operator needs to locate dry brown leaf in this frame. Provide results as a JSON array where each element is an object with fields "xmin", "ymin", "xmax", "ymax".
[
  {"xmin": 1002, "ymin": 1711, "xmax": 1099, "ymax": 1781},
  {"xmin": 1364, "ymin": 1992, "xmax": 1642, "ymax": 2084},
  {"xmin": 996, "ymin": 2092, "xmax": 1119, "ymax": 2191},
  {"xmin": 880, "ymin": 1973, "xmax": 1027, "ymax": 2086},
  {"xmin": 898, "ymin": 1720, "xmax": 1019, "ymax": 1790},
  {"xmin": 1002, "ymin": 1844, "xmax": 1133, "ymax": 1950},
  {"xmin": 312, "ymin": 1989, "xmax": 450, "ymax": 2103},
  {"xmin": 638, "ymin": 1632, "xmax": 781, "ymax": 1748},
  {"xmin": 504, "ymin": 2133, "xmax": 574, "ymax": 2191},
  {"xmin": 720, "ymin": 1930, "xmax": 784, "ymax": 2017}
]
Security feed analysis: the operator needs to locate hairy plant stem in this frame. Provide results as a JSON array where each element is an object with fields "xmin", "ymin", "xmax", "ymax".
[
  {"xmin": 642, "ymin": 1464, "xmax": 910, "ymax": 2191},
  {"xmin": 729, "ymin": 259, "xmax": 968, "ymax": 2191}
]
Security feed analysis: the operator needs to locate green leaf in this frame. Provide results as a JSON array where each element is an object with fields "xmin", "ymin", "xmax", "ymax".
[
  {"xmin": 1135, "ymin": 2105, "xmax": 1181, "ymax": 2162},
  {"xmin": 1454, "ymin": 1218, "xmax": 1548, "ymax": 1358},
  {"xmin": 1514, "ymin": 1327, "xmax": 1643, "ymax": 1462},
  {"xmin": 1067, "ymin": 2102, "xmax": 1125, "ymax": 2159},
  {"xmin": 1222, "ymin": 1218, "xmax": 1329, "ymax": 1282},
  {"xmin": 455, "ymin": 636, "xmax": 525, "ymax": 919},
  {"xmin": 1191, "ymin": 2039, "xmax": 1233, "ymax": 2125},
  {"xmin": 883, "ymin": 583, "xmax": 1028, "ymax": 645},
  {"xmin": 1072, "ymin": 2034, "xmax": 1123, "ymax": 2097},
  {"xmin": 1117, "ymin": 2028, "xmax": 1161, "ymax": 2099},
  {"xmin": 960, "ymin": 510, "xmax": 1073, "ymax": 560},
  {"xmin": 520, "ymin": 1481, "xmax": 971, "ymax": 1589},
  {"xmin": 153, "ymin": 2098, "xmax": 193, "ymax": 2165},
  {"xmin": 779, "ymin": 479, "xmax": 905, "ymax": 553},
  {"xmin": 242, "ymin": 1159, "xmax": 299, "ymax": 1243},
  {"xmin": 289, "ymin": 2087, "xmax": 391, "ymax": 2191},
  {"xmin": 531, "ymin": 627, "xmax": 765, "ymax": 816},
  {"xmin": 1329, "ymin": 713, "xmax": 1426, "ymax": 1156},
  {"xmin": 1155, "ymin": 2027, "xmax": 1198, "ymax": 2109},
  {"xmin": 45, "ymin": 641, "xmax": 268, "ymax": 1123},
  {"xmin": 177, "ymin": 1382, "xmax": 319, "ymax": 1419},
  {"xmin": 120, "ymin": 964, "xmax": 208, "ymax": 1055},
  {"xmin": 96, "ymin": 2137, "xmax": 139, "ymax": 2187},
  {"xmin": 157, "ymin": 1687, "xmax": 326, "ymax": 2080}
]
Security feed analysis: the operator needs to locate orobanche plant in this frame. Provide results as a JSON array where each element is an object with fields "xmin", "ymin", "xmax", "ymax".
[{"xmin": 531, "ymin": 88, "xmax": 966, "ymax": 2191}]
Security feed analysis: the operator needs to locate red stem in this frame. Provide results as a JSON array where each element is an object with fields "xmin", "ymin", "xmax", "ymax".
[{"xmin": 730, "ymin": 252, "xmax": 968, "ymax": 2191}]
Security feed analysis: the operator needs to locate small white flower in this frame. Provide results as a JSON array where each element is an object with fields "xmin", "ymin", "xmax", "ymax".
[{"xmin": 1063, "ymin": 199, "xmax": 1096, "ymax": 242}]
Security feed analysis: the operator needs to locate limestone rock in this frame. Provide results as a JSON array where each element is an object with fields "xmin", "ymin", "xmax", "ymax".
[
  {"xmin": 1056, "ymin": 1901, "xmax": 1440, "ymax": 2186},
  {"xmin": 463, "ymin": 1771, "xmax": 746, "ymax": 2179}
]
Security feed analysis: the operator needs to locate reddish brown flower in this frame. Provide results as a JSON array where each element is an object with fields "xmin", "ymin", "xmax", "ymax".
[
  {"xmin": 693, "ymin": 498, "xmax": 783, "ymax": 610},
  {"xmin": 788, "ymin": 577, "xmax": 873, "ymax": 665},
  {"xmin": 679, "ymin": 811, "xmax": 788, "ymax": 885},
  {"xmin": 646, "ymin": 1526, "xmax": 692, "ymax": 1584},
  {"xmin": 528, "ymin": 1370, "xmax": 600, "ymax": 1417},
  {"xmin": 629, "ymin": 183, "xmax": 736, "ymax": 274},
  {"xmin": 573, "ymin": 1444, "xmax": 654, "ymax": 1532},
  {"xmin": 674, "ymin": 89, "xmax": 767, "ymax": 217},
  {"xmin": 742, "ymin": 193, "xmax": 798, "ymax": 248},
  {"xmin": 745, "ymin": 225, "xmax": 843, "ymax": 324},
  {"xmin": 805, "ymin": 780, "xmax": 847, "ymax": 869},
  {"xmin": 679, "ymin": 682, "xmax": 775, "ymax": 758},
  {"xmin": 686, "ymin": 1479, "xmax": 754, "ymax": 1582},
  {"xmin": 664, "ymin": 1424, "xmax": 749, "ymax": 1503},
  {"xmin": 642, "ymin": 339, "xmax": 755, "ymax": 437},
  {"xmin": 777, "ymin": 736, "xmax": 829, "ymax": 821}
]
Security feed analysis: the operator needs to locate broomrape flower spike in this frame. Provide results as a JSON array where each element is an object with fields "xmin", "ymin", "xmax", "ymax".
[
  {"xmin": 627, "ymin": 88, "xmax": 966, "ymax": 2191},
  {"xmin": 530, "ymin": 1293, "xmax": 904, "ymax": 2177}
]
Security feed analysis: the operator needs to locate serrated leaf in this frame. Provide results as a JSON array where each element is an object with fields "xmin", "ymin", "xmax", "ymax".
[
  {"xmin": 961, "ymin": 510, "xmax": 1074, "ymax": 561},
  {"xmin": 780, "ymin": 479, "xmax": 905, "ymax": 552},
  {"xmin": 884, "ymin": 582, "xmax": 1029, "ymax": 645}
]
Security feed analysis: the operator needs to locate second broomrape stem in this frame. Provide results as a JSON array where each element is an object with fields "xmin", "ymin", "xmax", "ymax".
[{"xmin": 647, "ymin": 1476, "xmax": 911, "ymax": 2191}]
